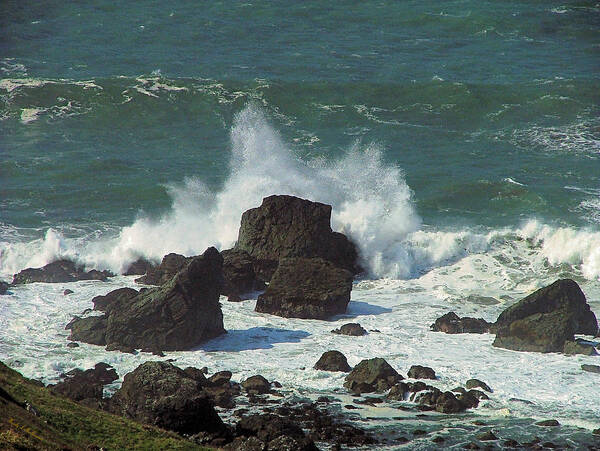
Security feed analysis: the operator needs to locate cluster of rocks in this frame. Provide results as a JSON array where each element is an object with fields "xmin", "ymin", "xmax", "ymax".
[{"xmin": 432, "ymin": 279, "xmax": 599, "ymax": 355}]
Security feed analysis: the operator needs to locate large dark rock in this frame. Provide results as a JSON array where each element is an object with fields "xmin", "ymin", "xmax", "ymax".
[
  {"xmin": 66, "ymin": 315, "xmax": 108, "ymax": 346},
  {"xmin": 493, "ymin": 279, "xmax": 597, "ymax": 336},
  {"xmin": 493, "ymin": 310, "xmax": 576, "ymax": 353},
  {"xmin": 109, "ymin": 361, "xmax": 226, "ymax": 435},
  {"xmin": 430, "ymin": 312, "xmax": 491, "ymax": 334},
  {"xmin": 314, "ymin": 350, "xmax": 352, "ymax": 372},
  {"xmin": 344, "ymin": 358, "xmax": 402, "ymax": 394},
  {"xmin": 105, "ymin": 247, "xmax": 225, "ymax": 351},
  {"xmin": 236, "ymin": 195, "xmax": 360, "ymax": 281},
  {"xmin": 221, "ymin": 248, "xmax": 265, "ymax": 300},
  {"xmin": 255, "ymin": 257, "xmax": 352, "ymax": 319},
  {"xmin": 50, "ymin": 362, "xmax": 118, "ymax": 402},
  {"xmin": 12, "ymin": 259, "xmax": 113, "ymax": 284},
  {"xmin": 92, "ymin": 287, "xmax": 138, "ymax": 313},
  {"xmin": 135, "ymin": 253, "xmax": 192, "ymax": 285}
]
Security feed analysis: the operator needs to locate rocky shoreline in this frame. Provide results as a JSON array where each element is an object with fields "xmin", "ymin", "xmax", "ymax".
[{"xmin": 2, "ymin": 195, "xmax": 600, "ymax": 449}]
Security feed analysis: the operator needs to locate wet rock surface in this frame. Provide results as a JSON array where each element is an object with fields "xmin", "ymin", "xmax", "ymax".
[
  {"xmin": 431, "ymin": 311, "xmax": 491, "ymax": 334},
  {"xmin": 255, "ymin": 257, "xmax": 353, "ymax": 319},
  {"xmin": 12, "ymin": 259, "xmax": 113, "ymax": 284},
  {"xmin": 313, "ymin": 350, "xmax": 352, "ymax": 372},
  {"xmin": 331, "ymin": 323, "xmax": 367, "ymax": 336},
  {"xmin": 344, "ymin": 358, "xmax": 402, "ymax": 394},
  {"xmin": 135, "ymin": 252, "xmax": 192, "ymax": 286}
]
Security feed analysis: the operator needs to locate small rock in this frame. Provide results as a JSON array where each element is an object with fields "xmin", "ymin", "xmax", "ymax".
[
  {"xmin": 463, "ymin": 443, "xmax": 480, "ymax": 450},
  {"xmin": 431, "ymin": 311, "xmax": 491, "ymax": 334},
  {"xmin": 66, "ymin": 342, "xmax": 79, "ymax": 348},
  {"xmin": 413, "ymin": 429, "xmax": 427, "ymax": 436},
  {"xmin": 535, "ymin": 419, "xmax": 560, "ymax": 427},
  {"xmin": 432, "ymin": 436, "xmax": 445, "ymax": 443},
  {"xmin": 592, "ymin": 428, "xmax": 600, "ymax": 435},
  {"xmin": 465, "ymin": 379, "xmax": 492, "ymax": 392},
  {"xmin": 503, "ymin": 439, "xmax": 520, "ymax": 447},
  {"xmin": 564, "ymin": 340, "xmax": 597, "ymax": 356},
  {"xmin": 63, "ymin": 289, "xmax": 74, "ymax": 295},
  {"xmin": 407, "ymin": 365, "xmax": 436, "ymax": 380},
  {"xmin": 314, "ymin": 350, "xmax": 352, "ymax": 372},
  {"xmin": 242, "ymin": 375, "xmax": 271, "ymax": 395},
  {"xmin": 331, "ymin": 323, "xmax": 367, "ymax": 336},
  {"xmin": 208, "ymin": 371, "xmax": 232, "ymax": 386},
  {"xmin": 343, "ymin": 357, "xmax": 403, "ymax": 394},
  {"xmin": 0, "ymin": 281, "xmax": 9, "ymax": 295}
]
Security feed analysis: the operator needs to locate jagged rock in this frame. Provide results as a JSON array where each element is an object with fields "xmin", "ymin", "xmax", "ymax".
[
  {"xmin": 407, "ymin": 365, "xmax": 436, "ymax": 380},
  {"xmin": 465, "ymin": 379, "xmax": 492, "ymax": 392},
  {"xmin": 50, "ymin": 362, "xmax": 118, "ymax": 402},
  {"xmin": 493, "ymin": 279, "xmax": 598, "ymax": 336},
  {"xmin": 236, "ymin": 195, "xmax": 360, "ymax": 281},
  {"xmin": 314, "ymin": 350, "xmax": 352, "ymax": 372},
  {"xmin": 123, "ymin": 257, "xmax": 155, "ymax": 276},
  {"xmin": 109, "ymin": 361, "xmax": 227, "ymax": 435},
  {"xmin": 493, "ymin": 310, "xmax": 576, "ymax": 353},
  {"xmin": 344, "ymin": 358, "xmax": 402, "ymax": 394},
  {"xmin": 135, "ymin": 253, "xmax": 192, "ymax": 285},
  {"xmin": 12, "ymin": 259, "xmax": 113, "ymax": 284},
  {"xmin": 430, "ymin": 312, "xmax": 491, "ymax": 334},
  {"xmin": 331, "ymin": 323, "xmax": 367, "ymax": 336},
  {"xmin": 582, "ymin": 364, "xmax": 600, "ymax": 374},
  {"xmin": 256, "ymin": 257, "xmax": 352, "ymax": 319},
  {"xmin": 386, "ymin": 382, "xmax": 410, "ymax": 400},
  {"xmin": 66, "ymin": 315, "xmax": 108, "ymax": 346},
  {"xmin": 104, "ymin": 247, "xmax": 225, "ymax": 351},
  {"xmin": 92, "ymin": 287, "xmax": 138, "ymax": 313},
  {"xmin": 242, "ymin": 375, "xmax": 272, "ymax": 395},
  {"xmin": 221, "ymin": 249, "xmax": 265, "ymax": 300},
  {"xmin": 563, "ymin": 340, "xmax": 598, "ymax": 356}
]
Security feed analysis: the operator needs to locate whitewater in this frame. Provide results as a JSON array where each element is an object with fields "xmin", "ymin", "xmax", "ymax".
[{"xmin": 1, "ymin": 106, "xmax": 600, "ymax": 447}]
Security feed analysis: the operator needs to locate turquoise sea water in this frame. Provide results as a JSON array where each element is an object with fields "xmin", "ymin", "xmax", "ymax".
[{"xmin": 2, "ymin": 1, "xmax": 600, "ymax": 448}]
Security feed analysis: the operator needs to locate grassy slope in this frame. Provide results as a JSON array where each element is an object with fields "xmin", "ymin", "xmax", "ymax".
[{"xmin": 0, "ymin": 362, "xmax": 211, "ymax": 451}]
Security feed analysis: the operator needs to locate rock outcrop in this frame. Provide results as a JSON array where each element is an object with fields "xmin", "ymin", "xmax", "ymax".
[
  {"xmin": 493, "ymin": 279, "xmax": 597, "ymax": 336},
  {"xmin": 135, "ymin": 253, "xmax": 191, "ymax": 285},
  {"xmin": 314, "ymin": 350, "xmax": 352, "ymax": 372},
  {"xmin": 123, "ymin": 257, "xmax": 155, "ymax": 276},
  {"xmin": 92, "ymin": 287, "xmax": 138, "ymax": 313},
  {"xmin": 109, "ymin": 361, "xmax": 227, "ymax": 436},
  {"xmin": 68, "ymin": 247, "xmax": 225, "ymax": 352},
  {"xmin": 492, "ymin": 280, "xmax": 598, "ymax": 353},
  {"xmin": 12, "ymin": 260, "xmax": 113, "ymax": 284},
  {"xmin": 344, "ymin": 358, "xmax": 402, "ymax": 394},
  {"xmin": 255, "ymin": 257, "xmax": 353, "ymax": 319},
  {"xmin": 221, "ymin": 249, "xmax": 265, "ymax": 301},
  {"xmin": 430, "ymin": 312, "xmax": 491, "ymax": 334},
  {"xmin": 236, "ymin": 195, "xmax": 360, "ymax": 281}
]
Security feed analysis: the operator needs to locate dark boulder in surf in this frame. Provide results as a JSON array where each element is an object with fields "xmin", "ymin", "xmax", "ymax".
[
  {"xmin": 314, "ymin": 350, "xmax": 352, "ymax": 372},
  {"xmin": 236, "ymin": 195, "xmax": 360, "ymax": 281},
  {"xmin": 344, "ymin": 358, "xmax": 402, "ymax": 394},
  {"xmin": 255, "ymin": 257, "xmax": 352, "ymax": 319},
  {"xmin": 331, "ymin": 323, "xmax": 367, "ymax": 336},
  {"xmin": 12, "ymin": 259, "xmax": 113, "ymax": 284},
  {"xmin": 430, "ymin": 312, "xmax": 491, "ymax": 334},
  {"xmin": 0, "ymin": 281, "xmax": 9, "ymax": 295},
  {"xmin": 492, "ymin": 279, "xmax": 598, "ymax": 353}
]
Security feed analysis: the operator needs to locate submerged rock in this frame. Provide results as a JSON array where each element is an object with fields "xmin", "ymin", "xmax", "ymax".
[
  {"xmin": 344, "ymin": 358, "xmax": 402, "ymax": 394},
  {"xmin": 331, "ymin": 323, "xmax": 367, "ymax": 336},
  {"xmin": 255, "ymin": 257, "xmax": 352, "ymax": 319},
  {"xmin": 12, "ymin": 259, "xmax": 113, "ymax": 284},
  {"xmin": 109, "ymin": 361, "xmax": 227, "ymax": 436},
  {"xmin": 314, "ymin": 350, "xmax": 352, "ymax": 372},
  {"xmin": 430, "ymin": 312, "xmax": 491, "ymax": 334},
  {"xmin": 236, "ymin": 195, "xmax": 360, "ymax": 281}
]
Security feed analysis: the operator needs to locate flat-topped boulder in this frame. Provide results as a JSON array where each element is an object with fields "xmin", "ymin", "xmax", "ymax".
[
  {"xmin": 109, "ymin": 361, "xmax": 227, "ymax": 436},
  {"xmin": 236, "ymin": 195, "xmax": 360, "ymax": 281},
  {"xmin": 135, "ymin": 253, "xmax": 192, "ymax": 285},
  {"xmin": 12, "ymin": 259, "xmax": 113, "ymax": 284},
  {"xmin": 68, "ymin": 247, "xmax": 225, "ymax": 352},
  {"xmin": 255, "ymin": 257, "xmax": 353, "ymax": 319},
  {"xmin": 493, "ymin": 279, "xmax": 598, "ymax": 353}
]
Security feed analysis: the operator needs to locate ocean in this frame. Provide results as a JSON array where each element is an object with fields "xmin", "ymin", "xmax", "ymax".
[{"xmin": 1, "ymin": 0, "xmax": 599, "ymax": 448}]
